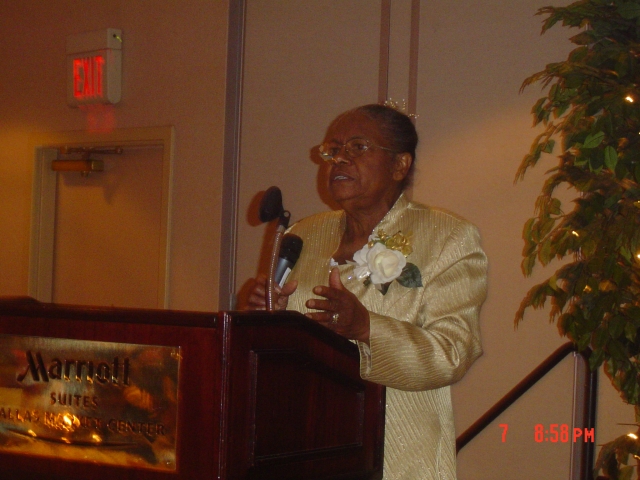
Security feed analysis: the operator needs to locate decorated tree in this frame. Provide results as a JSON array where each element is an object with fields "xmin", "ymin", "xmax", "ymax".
[{"xmin": 516, "ymin": 1, "xmax": 640, "ymax": 477}]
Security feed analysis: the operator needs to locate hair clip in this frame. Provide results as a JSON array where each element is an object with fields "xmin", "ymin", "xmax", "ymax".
[{"xmin": 383, "ymin": 98, "xmax": 419, "ymax": 119}]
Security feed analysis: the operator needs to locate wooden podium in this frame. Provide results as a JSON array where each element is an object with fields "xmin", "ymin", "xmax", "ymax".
[{"xmin": 0, "ymin": 298, "xmax": 384, "ymax": 480}]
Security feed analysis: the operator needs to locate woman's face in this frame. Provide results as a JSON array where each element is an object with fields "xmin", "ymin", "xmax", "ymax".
[{"xmin": 323, "ymin": 112, "xmax": 404, "ymax": 210}]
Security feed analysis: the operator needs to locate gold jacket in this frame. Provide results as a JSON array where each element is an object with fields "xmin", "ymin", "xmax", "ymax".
[{"xmin": 286, "ymin": 194, "xmax": 488, "ymax": 479}]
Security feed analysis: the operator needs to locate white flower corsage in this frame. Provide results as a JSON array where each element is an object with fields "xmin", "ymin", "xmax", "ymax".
[{"xmin": 352, "ymin": 230, "xmax": 422, "ymax": 295}]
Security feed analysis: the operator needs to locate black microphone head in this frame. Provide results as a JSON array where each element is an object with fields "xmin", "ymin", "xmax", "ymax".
[
  {"xmin": 259, "ymin": 186, "xmax": 283, "ymax": 223},
  {"xmin": 279, "ymin": 234, "xmax": 303, "ymax": 263}
]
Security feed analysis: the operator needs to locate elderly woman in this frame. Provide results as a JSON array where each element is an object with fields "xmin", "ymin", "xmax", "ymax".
[{"xmin": 247, "ymin": 104, "xmax": 487, "ymax": 479}]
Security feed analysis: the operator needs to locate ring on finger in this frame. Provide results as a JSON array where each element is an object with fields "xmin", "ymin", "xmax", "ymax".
[{"xmin": 331, "ymin": 312, "xmax": 339, "ymax": 325}]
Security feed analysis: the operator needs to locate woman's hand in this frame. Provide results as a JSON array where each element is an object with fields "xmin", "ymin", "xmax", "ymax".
[
  {"xmin": 305, "ymin": 268, "xmax": 370, "ymax": 344},
  {"xmin": 246, "ymin": 274, "xmax": 298, "ymax": 310}
]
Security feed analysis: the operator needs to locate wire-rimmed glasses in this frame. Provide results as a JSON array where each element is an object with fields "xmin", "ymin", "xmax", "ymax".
[{"xmin": 318, "ymin": 138, "xmax": 395, "ymax": 163}]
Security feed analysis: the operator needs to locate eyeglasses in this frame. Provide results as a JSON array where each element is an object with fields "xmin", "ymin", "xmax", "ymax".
[{"xmin": 318, "ymin": 138, "xmax": 395, "ymax": 163}]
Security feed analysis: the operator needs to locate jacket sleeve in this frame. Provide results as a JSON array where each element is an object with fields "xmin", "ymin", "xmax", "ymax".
[{"xmin": 357, "ymin": 220, "xmax": 487, "ymax": 391}]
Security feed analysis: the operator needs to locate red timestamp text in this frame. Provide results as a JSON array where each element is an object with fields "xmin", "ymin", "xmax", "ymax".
[
  {"xmin": 498, "ymin": 424, "xmax": 595, "ymax": 443},
  {"xmin": 534, "ymin": 424, "xmax": 594, "ymax": 443}
]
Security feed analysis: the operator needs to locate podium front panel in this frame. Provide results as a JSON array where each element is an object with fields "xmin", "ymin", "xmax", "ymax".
[
  {"xmin": 0, "ymin": 299, "xmax": 384, "ymax": 480},
  {"xmin": 0, "ymin": 298, "xmax": 222, "ymax": 480},
  {"xmin": 220, "ymin": 311, "xmax": 385, "ymax": 480}
]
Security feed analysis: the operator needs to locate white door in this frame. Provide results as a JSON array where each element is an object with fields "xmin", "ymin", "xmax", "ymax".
[
  {"xmin": 29, "ymin": 127, "xmax": 174, "ymax": 309},
  {"xmin": 52, "ymin": 146, "xmax": 164, "ymax": 308}
]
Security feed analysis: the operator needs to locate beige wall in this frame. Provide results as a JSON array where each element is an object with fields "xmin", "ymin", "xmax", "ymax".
[
  {"xmin": 0, "ymin": 0, "xmax": 228, "ymax": 311},
  {"xmin": 235, "ymin": 0, "xmax": 382, "ymax": 301},
  {"xmin": 416, "ymin": 2, "xmax": 581, "ymax": 477},
  {"xmin": 0, "ymin": 0, "xmax": 633, "ymax": 477}
]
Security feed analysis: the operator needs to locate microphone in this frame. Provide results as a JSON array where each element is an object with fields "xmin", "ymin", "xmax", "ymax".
[
  {"xmin": 259, "ymin": 186, "xmax": 290, "ymax": 228},
  {"xmin": 274, "ymin": 234, "xmax": 303, "ymax": 287},
  {"xmin": 258, "ymin": 186, "xmax": 294, "ymax": 310}
]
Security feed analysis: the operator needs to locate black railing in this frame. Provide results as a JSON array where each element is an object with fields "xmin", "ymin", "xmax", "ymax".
[{"xmin": 456, "ymin": 342, "xmax": 598, "ymax": 480}]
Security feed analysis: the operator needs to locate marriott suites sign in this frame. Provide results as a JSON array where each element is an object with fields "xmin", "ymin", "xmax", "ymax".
[
  {"xmin": 17, "ymin": 351, "xmax": 131, "ymax": 385},
  {"xmin": 0, "ymin": 335, "xmax": 180, "ymax": 471}
]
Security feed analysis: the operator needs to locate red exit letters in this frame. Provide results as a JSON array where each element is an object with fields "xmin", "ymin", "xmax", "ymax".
[{"xmin": 72, "ymin": 55, "xmax": 105, "ymax": 100}]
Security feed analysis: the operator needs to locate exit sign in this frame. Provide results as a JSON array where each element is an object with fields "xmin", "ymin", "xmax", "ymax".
[
  {"xmin": 72, "ymin": 54, "xmax": 106, "ymax": 100},
  {"xmin": 66, "ymin": 29, "xmax": 122, "ymax": 106}
]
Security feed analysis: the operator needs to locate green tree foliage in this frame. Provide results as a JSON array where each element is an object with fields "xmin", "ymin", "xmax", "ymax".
[{"xmin": 517, "ymin": 1, "xmax": 640, "ymax": 477}]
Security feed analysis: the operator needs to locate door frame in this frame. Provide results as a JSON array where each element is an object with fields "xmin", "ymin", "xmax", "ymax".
[{"xmin": 28, "ymin": 126, "xmax": 175, "ymax": 309}]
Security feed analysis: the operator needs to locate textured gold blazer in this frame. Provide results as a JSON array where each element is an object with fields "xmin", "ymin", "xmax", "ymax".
[{"xmin": 286, "ymin": 194, "xmax": 488, "ymax": 480}]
